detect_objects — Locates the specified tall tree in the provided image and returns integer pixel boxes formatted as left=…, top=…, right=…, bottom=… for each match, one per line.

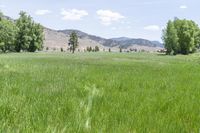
left=68, top=32, right=78, bottom=53
left=162, top=18, right=200, bottom=55
left=162, top=20, right=179, bottom=55
left=28, top=23, right=44, bottom=52
left=119, top=47, right=122, bottom=53
left=174, top=19, right=200, bottom=54
left=0, top=13, right=17, bottom=52
left=16, top=11, right=43, bottom=52
left=15, top=11, right=32, bottom=52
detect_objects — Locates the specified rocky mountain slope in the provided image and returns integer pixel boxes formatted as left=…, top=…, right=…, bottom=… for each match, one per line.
left=45, top=29, right=163, bottom=52
left=44, top=28, right=107, bottom=51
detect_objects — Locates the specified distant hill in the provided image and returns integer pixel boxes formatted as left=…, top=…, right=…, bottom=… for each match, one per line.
left=151, top=41, right=164, bottom=48
left=2, top=14, right=163, bottom=52
left=111, top=37, right=132, bottom=41
left=44, top=28, right=106, bottom=51
left=109, top=38, right=163, bottom=48
left=58, top=29, right=164, bottom=50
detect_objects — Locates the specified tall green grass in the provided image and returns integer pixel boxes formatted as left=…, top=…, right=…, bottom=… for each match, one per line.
left=0, top=52, right=200, bottom=132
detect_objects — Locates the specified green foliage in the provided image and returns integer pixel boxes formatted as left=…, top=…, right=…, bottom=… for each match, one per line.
left=68, top=32, right=78, bottom=53
left=89, top=47, right=92, bottom=52
left=16, top=11, right=44, bottom=52
left=0, top=14, right=17, bottom=52
left=120, top=47, right=122, bottom=53
left=162, top=18, right=200, bottom=55
left=86, top=46, right=92, bottom=52
left=86, top=46, right=99, bottom=52
left=28, top=23, right=44, bottom=52
left=94, top=46, right=99, bottom=52
left=0, top=12, right=3, bottom=21
left=61, top=47, right=64, bottom=52
left=86, top=47, right=90, bottom=52
left=0, top=52, right=200, bottom=132
left=0, top=11, right=43, bottom=53
left=162, top=20, right=178, bottom=55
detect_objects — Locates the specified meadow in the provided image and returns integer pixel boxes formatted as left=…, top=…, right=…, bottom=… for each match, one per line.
left=0, top=52, right=200, bottom=132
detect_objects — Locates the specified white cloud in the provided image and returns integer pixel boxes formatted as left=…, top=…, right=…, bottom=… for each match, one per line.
left=97, top=10, right=125, bottom=26
left=180, top=5, right=188, bottom=9
left=35, top=10, right=51, bottom=15
left=61, top=9, right=88, bottom=21
left=144, top=25, right=160, bottom=31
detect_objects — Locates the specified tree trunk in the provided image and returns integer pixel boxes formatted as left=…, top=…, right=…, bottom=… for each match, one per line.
left=72, top=46, right=75, bottom=53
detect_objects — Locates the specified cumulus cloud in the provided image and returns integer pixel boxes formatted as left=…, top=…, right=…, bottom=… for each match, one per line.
left=144, top=25, right=160, bottom=31
left=97, top=10, right=125, bottom=26
left=35, top=10, right=51, bottom=15
left=61, top=9, right=88, bottom=21
left=180, top=5, right=188, bottom=9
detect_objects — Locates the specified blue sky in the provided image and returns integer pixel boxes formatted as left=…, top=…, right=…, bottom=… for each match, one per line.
left=0, top=0, right=200, bottom=41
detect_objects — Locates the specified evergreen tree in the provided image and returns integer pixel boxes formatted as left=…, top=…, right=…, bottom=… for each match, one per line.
left=119, top=47, right=122, bottom=53
left=94, top=46, right=99, bottom=52
left=68, top=32, right=78, bottom=53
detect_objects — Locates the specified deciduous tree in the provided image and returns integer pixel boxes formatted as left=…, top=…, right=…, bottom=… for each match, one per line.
left=162, top=18, right=200, bottom=55
left=0, top=13, right=17, bottom=52
left=16, top=11, right=43, bottom=52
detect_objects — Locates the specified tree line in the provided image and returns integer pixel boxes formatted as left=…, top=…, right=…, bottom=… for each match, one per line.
left=0, top=11, right=44, bottom=53
left=162, top=18, right=200, bottom=55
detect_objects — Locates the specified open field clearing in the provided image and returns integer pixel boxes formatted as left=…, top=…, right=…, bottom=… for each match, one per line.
left=0, top=52, right=200, bottom=132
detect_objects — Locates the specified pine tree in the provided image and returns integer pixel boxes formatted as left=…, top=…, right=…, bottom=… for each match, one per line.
left=68, top=32, right=78, bottom=53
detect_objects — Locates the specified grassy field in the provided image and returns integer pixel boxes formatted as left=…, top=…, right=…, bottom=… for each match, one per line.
left=0, top=52, right=200, bottom=132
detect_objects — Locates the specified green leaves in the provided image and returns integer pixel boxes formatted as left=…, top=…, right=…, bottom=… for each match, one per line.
left=162, top=20, right=178, bottom=55
left=69, top=32, right=78, bottom=53
left=16, top=11, right=44, bottom=52
left=162, top=18, right=200, bottom=55
left=0, top=11, right=43, bottom=53
left=0, top=17, right=17, bottom=52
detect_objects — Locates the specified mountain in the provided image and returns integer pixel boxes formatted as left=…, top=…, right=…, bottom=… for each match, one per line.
left=151, top=41, right=164, bottom=48
left=44, top=28, right=107, bottom=51
left=111, top=37, right=132, bottom=41
left=58, top=29, right=107, bottom=44
left=2, top=14, right=163, bottom=52
left=56, top=29, right=163, bottom=51
left=109, top=38, right=163, bottom=48
left=110, top=37, right=163, bottom=48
